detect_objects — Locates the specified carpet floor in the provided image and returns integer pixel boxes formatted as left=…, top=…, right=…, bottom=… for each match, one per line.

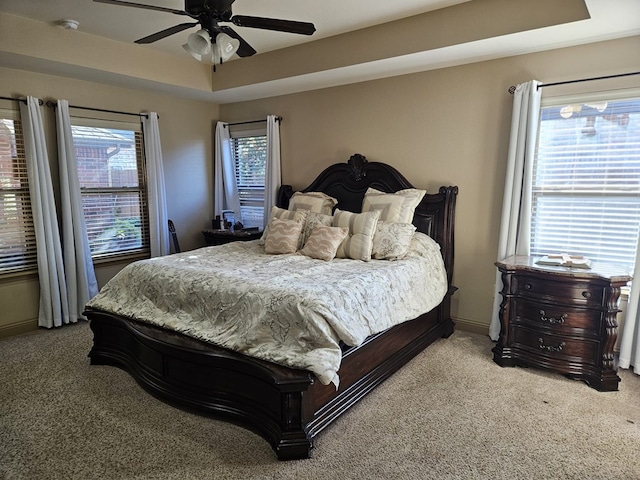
left=1, top=322, right=639, bottom=480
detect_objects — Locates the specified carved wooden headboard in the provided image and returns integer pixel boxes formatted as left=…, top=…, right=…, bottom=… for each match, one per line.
left=276, top=153, right=457, bottom=287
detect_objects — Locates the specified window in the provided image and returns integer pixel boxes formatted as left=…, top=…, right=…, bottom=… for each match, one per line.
left=230, top=130, right=267, bottom=228
left=531, top=95, right=640, bottom=271
left=0, top=110, right=36, bottom=274
left=71, top=119, right=149, bottom=259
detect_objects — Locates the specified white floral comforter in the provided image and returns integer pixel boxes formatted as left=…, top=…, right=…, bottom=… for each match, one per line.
left=86, top=232, right=448, bottom=386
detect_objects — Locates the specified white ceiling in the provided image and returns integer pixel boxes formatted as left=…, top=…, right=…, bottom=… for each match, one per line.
left=1, top=0, right=639, bottom=103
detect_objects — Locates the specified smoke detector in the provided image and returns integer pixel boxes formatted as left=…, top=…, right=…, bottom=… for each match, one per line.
left=59, top=19, right=79, bottom=30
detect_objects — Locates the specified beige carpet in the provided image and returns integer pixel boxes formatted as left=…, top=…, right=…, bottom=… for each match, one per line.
left=1, top=322, right=639, bottom=480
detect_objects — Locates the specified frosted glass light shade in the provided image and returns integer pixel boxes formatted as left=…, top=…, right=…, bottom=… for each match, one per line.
left=214, top=32, right=240, bottom=62
left=183, top=29, right=211, bottom=60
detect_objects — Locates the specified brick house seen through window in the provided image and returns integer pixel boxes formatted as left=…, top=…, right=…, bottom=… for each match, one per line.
left=71, top=125, right=149, bottom=258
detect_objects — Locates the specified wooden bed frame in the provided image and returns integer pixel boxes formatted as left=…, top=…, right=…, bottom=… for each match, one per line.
left=85, top=153, right=458, bottom=460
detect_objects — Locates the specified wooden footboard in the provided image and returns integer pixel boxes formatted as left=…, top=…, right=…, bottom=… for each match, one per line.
left=87, top=291, right=454, bottom=460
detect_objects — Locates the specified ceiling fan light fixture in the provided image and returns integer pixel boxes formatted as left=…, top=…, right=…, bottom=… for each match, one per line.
left=182, top=42, right=203, bottom=61
left=214, top=32, right=240, bottom=62
left=185, top=29, right=212, bottom=58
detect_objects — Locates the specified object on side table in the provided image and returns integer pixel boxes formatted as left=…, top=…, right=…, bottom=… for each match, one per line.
left=536, top=253, right=592, bottom=269
left=222, top=210, right=235, bottom=229
left=492, top=255, right=631, bottom=391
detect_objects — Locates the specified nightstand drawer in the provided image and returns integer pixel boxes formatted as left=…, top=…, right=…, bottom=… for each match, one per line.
left=510, top=327, right=600, bottom=365
left=513, top=275, right=604, bottom=307
left=514, top=299, right=603, bottom=334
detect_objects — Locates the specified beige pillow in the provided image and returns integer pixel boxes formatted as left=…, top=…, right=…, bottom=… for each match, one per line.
left=372, top=221, right=417, bottom=260
left=259, top=206, right=308, bottom=249
left=362, top=187, right=426, bottom=223
left=264, top=217, right=304, bottom=254
left=301, top=212, right=333, bottom=247
left=332, top=209, right=380, bottom=261
left=300, top=225, right=349, bottom=261
left=288, top=191, right=338, bottom=215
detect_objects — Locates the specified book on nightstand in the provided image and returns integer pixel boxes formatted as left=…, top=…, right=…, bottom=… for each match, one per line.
left=536, top=253, right=592, bottom=269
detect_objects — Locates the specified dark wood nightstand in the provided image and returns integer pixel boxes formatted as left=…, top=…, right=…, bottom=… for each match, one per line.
left=202, top=229, right=263, bottom=246
left=492, top=255, right=631, bottom=391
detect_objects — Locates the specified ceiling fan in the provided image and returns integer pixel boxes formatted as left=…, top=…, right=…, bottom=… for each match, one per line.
left=93, top=0, right=316, bottom=65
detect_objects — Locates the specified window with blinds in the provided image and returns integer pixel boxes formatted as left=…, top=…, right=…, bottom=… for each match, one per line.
left=531, top=96, right=640, bottom=270
left=71, top=119, right=149, bottom=259
left=231, top=134, right=267, bottom=228
left=0, top=112, right=36, bottom=274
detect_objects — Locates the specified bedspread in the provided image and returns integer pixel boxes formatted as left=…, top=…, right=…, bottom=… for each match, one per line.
left=86, top=232, right=448, bottom=386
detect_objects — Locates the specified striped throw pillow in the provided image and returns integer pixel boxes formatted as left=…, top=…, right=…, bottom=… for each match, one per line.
left=332, top=209, right=380, bottom=261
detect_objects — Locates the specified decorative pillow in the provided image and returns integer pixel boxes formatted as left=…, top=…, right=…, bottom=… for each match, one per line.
left=332, top=209, right=380, bottom=261
left=259, top=207, right=308, bottom=248
left=299, top=225, right=349, bottom=261
left=372, top=221, right=417, bottom=260
left=264, top=218, right=304, bottom=254
left=288, top=191, right=338, bottom=215
left=301, top=212, right=333, bottom=247
left=362, top=187, right=426, bottom=223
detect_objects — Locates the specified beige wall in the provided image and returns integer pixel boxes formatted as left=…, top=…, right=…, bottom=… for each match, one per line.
left=2, top=35, right=638, bottom=338
left=0, top=68, right=219, bottom=337
left=220, top=35, right=640, bottom=334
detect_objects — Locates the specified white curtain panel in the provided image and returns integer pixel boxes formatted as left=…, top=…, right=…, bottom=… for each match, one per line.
left=489, top=80, right=542, bottom=341
left=19, top=96, right=70, bottom=328
left=142, top=112, right=170, bottom=257
left=55, top=100, right=99, bottom=321
left=213, top=121, right=241, bottom=219
left=264, top=115, right=282, bottom=227
left=619, top=250, right=640, bottom=375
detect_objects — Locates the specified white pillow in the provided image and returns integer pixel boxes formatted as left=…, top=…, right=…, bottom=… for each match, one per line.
left=332, top=209, right=380, bottom=261
left=362, top=187, right=426, bottom=223
left=288, top=191, right=338, bottom=215
left=372, top=221, right=417, bottom=260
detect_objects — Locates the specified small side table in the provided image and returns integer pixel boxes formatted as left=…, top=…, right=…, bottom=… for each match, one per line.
left=202, top=229, right=263, bottom=246
left=492, top=255, right=631, bottom=391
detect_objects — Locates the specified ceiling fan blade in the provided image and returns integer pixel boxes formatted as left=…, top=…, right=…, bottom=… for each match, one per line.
left=231, top=15, right=316, bottom=36
left=220, top=26, right=257, bottom=57
left=93, top=0, right=188, bottom=16
left=135, top=22, right=199, bottom=44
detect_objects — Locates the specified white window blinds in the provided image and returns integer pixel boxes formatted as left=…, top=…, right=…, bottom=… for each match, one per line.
left=231, top=134, right=267, bottom=228
left=71, top=119, right=149, bottom=259
left=0, top=111, right=36, bottom=274
left=531, top=96, right=640, bottom=270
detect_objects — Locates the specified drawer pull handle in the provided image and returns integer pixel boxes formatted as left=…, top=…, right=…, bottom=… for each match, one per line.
left=582, top=291, right=591, bottom=299
left=538, top=338, right=565, bottom=352
left=523, top=283, right=532, bottom=290
left=539, top=310, right=567, bottom=324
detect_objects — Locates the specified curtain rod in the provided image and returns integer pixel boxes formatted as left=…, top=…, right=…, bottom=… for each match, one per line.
left=225, top=116, right=282, bottom=127
left=508, top=71, right=640, bottom=94
left=0, top=96, right=44, bottom=105
left=45, top=100, right=150, bottom=118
